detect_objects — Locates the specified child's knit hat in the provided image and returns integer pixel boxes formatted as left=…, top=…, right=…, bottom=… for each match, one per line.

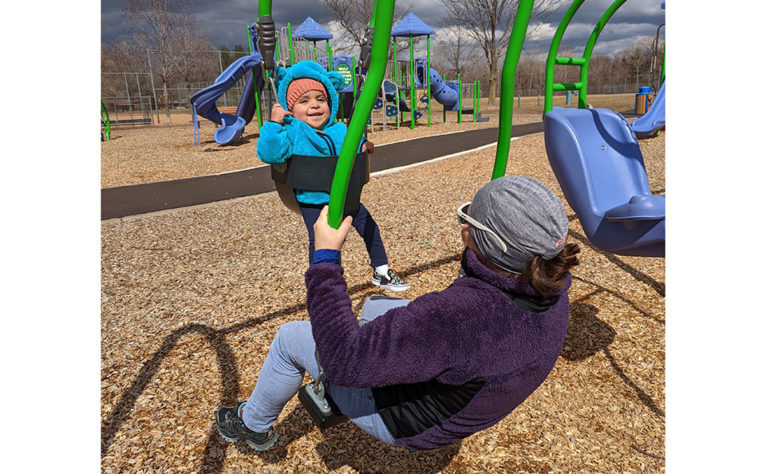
left=286, top=78, right=327, bottom=111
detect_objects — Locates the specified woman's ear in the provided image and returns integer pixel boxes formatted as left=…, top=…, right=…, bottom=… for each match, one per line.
left=460, top=224, right=472, bottom=248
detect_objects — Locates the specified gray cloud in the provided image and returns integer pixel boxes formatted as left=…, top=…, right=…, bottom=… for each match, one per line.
left=102, top=0, right=664, bottom=58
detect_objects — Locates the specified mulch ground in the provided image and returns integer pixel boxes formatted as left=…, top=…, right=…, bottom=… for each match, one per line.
left=101, top=93, right=665, bottom=472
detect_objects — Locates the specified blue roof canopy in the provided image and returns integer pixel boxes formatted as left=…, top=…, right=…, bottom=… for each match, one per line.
left=391, top=12, right=435, bottom=37
left=293, top=16, right=333, bottom=41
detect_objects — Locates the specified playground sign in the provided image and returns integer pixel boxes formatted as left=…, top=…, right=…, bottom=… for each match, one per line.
left=336, top=63, right=353, bottom=88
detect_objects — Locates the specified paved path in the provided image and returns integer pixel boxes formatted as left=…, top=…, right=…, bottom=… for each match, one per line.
left=101, top=122, right=544, bottom=220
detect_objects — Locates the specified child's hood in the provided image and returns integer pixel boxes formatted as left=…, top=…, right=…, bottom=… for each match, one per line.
left=275, top=61, right=345, bottom=130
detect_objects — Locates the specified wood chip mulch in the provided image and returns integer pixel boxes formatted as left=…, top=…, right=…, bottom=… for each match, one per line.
left=102, top=94, right=665, bottom=472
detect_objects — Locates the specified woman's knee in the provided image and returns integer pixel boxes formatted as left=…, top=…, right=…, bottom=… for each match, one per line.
left=270, top=321, right=316, bottom=371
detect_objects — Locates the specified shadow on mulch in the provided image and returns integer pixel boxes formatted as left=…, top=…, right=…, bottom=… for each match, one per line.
left=103, top=245, right=664, bottom=469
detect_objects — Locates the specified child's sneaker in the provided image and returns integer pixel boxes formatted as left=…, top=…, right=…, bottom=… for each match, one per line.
left=216, top=402, right=278, bottom=451
left=372, top=269, right=410, bottom=292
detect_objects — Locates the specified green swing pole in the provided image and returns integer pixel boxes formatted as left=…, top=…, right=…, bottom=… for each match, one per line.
left=544, top=0, right=585, bottom=113
left=426, top=35, right=431, bottom=127
left=491, top=0, right=533, bottom=180
left=579, top=0, right=627, bottom=108
left=328, top=0, right=394, bottom=229
left=409, top=35, right=415, bottom=129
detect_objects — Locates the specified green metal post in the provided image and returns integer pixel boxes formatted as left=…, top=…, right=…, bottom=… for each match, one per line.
left=477, top=80, right=481, bottom=117
left=427, top=35, right=431, bottom=127
left=473, top=81, right=478, bottom=121
left=579, top=0, right=628, bottom=108
left=409, top=35, right=415, bottom=129
left=393, top=38, right=401, bottom=128
left=457, top=74, right=461, bottom=124
left=544, top=0, right=585, bottom=113
left=287, top=23, right=295, bottom=64
left=328, top=0, right=394, bottom=228
left=352, top=56, right=357, bottom=96
left=492, top=0, right=533, bottom=180
left=101, top=99, right=111, bottom=140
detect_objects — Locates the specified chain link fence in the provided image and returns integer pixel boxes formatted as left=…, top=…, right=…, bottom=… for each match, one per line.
left=102, top=45, right=657, bottom=127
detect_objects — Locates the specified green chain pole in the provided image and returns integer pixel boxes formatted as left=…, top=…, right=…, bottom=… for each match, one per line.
left=247, top=24, right=264, bottom=128
left=327, top=0, right=394, bottom=229
left=491, top=0, right=533, bottom=180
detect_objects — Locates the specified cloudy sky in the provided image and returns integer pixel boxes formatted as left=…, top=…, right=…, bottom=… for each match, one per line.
left=101, top=0, right=665, bottom=60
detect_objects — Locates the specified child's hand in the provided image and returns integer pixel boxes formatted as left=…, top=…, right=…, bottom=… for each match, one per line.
left=314, top=206, right=353, bottom=251
left=362, top=141, right=374, bottom=154
left=271, top=103, right=292, bottom=124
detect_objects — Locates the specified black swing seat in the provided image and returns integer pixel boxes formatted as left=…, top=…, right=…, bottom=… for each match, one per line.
left=297, top=353, right=349, bottom=431
left=271, top=152, right=370, bottom=216
left=297, top=381, right=349, bottom=431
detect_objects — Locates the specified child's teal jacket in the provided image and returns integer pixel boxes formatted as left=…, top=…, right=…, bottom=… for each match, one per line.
left=256, top=61, right=366, bottom=205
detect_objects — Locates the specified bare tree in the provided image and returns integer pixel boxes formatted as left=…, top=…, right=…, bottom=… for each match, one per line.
left=122, top=0, right=205, bottom=123
left=439, top=0, right=563, bottom=106
left=435, top=26, right=478, bottom=77
left=320, top=0, right=411, bottom=54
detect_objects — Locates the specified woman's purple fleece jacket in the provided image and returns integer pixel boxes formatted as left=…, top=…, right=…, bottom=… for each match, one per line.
left=305, top=248, right=571, bottom=450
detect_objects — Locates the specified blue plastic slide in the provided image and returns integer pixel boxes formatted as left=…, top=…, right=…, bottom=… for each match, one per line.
left=414, top=59, right=463, bottom=111
left=632, top=81, right=665, bottom=138
left=427, top=69, right=460, bottom=110
left=190, top=52, right=263, bottom=145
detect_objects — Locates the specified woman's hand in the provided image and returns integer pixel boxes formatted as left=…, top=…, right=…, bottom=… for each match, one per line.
left=314, top=206, right=353, bottom=251
left=362, top=140, right=374, bottom=154
left=270, top=103, right=292, bottom=124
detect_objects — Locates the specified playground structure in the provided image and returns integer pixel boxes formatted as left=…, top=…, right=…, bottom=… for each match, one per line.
left=189, top=10, right=487, bottom=145
left=368, top=12, right=486, bottom=132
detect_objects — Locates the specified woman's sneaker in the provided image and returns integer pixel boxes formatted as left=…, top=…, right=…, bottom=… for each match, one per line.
left=216, top=402, right=278, bottom=451
left=372, top=269, right=410, bottom=292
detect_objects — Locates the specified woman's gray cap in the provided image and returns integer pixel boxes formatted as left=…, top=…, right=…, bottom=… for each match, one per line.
left=469, top=176, right=568, bottom=274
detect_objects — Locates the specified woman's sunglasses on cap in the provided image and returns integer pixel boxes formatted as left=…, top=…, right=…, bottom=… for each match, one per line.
left=456, top=202, right=507, bottom=253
